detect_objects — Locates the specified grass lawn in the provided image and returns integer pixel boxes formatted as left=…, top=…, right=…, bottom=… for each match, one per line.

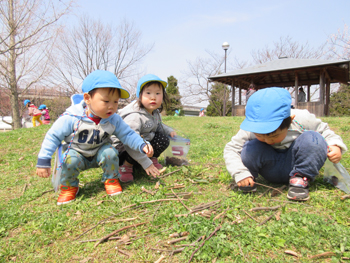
left=1, top=116, right=350, bottom=262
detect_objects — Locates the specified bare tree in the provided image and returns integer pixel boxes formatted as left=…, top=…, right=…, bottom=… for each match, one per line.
left=328, top=23, right=350, bottom=60
left=51, top=16, right=153, bottom=94
left=0, top=0, right=74, bottom=129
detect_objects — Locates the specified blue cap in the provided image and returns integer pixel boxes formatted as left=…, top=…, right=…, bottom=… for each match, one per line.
left=38, top=104, right=46, bottom=110
left=82, top=70, right=130, bottom=99
left=240, top=88, right=292, bottom=134
left=24, top=99, right=31, bottom=106
left=200, top=108, right=204, bottom=111
left=137, top=74, right=167, bottom=98
left=175, top=110, right=179, bottom=114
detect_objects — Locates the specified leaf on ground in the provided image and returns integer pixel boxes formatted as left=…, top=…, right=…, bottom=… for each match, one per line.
left=18, top=157, right=24, bottom=161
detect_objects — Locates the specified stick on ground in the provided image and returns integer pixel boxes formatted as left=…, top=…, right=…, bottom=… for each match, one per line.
left=187, top=226, right=221, bottom=263
left=94, top=222, right=147, bottom=248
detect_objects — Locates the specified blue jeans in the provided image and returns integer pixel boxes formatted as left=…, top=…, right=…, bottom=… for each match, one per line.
left=241, top=131, right=328, bottom=183
left=60, top=143, right=120, bottom=187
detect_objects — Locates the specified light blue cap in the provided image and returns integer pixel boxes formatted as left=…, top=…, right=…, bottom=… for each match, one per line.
left=24, top=100, right=30, bottom=106
left=38, top=104, right=46, bottom=110
left=136, top=74, right=167, bottom=98
left=240, top=88, right=292, bottom=134
left=82, top=70, right=130, bottom=99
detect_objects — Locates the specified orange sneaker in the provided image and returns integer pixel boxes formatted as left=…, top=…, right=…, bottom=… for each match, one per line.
left=105, top=178, right=122, bottom=196
left=57, top=186, right=79, bottom=205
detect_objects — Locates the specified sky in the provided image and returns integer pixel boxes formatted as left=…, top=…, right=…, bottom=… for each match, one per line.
left=69, top=0, right=350, bottom=104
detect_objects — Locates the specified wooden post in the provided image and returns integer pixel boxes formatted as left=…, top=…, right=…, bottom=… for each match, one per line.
left=319, top=70, right=325, bottom=104
left=239, top=87, right=242, bottom=105
left=325, top=78, right=330, bottom=116
left=294, top=73, right=299, bottom=108
left=307, top=85, right=311, bottom=102
left=231, top=82, right=235, bottom=116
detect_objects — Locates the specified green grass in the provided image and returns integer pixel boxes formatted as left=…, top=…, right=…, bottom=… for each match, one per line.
left=1, top=116, right=350, bottom=262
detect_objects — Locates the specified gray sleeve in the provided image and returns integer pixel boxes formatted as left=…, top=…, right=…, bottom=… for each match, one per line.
left=298, top=110, right=347, bottom=153
left=224, top=129, right=255, bottom=183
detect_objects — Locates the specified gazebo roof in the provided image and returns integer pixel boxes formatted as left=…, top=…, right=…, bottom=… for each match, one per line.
left=209, top=58, right=350, bottom=89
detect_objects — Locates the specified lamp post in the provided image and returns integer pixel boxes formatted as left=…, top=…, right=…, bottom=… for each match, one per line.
left=222, top=42, right=229, bottom=116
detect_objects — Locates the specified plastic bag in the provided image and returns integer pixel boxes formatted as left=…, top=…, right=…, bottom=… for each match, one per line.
left=323, top=158, right=350, bottom=194
left=164, top=135, right=190, bottom=166
left=51, top=143, right=67, bottom=192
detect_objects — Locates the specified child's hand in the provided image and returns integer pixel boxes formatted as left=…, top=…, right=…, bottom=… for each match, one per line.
left=145, top=164, right=160, bottom=178
left=237, top=177, right=255, bottom=187
left=170, top=131, right=177, bottom=138
left=36, top=168, right=51, bottom=178
left=143, top=144, right=154, bottom=158
left=327, top=145, right=342, bottom=163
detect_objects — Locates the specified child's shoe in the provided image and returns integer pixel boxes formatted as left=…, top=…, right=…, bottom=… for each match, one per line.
left=287, top=173, right=310, bottom=201
left=105, top=178, right=122, bottom=196
left=238, top=184, right=257, bottom=193
left=57, top=185, right=79, bottom=205
left=119, top=164, right=134, bottom=182
left=151, top=157, right=163, bottom=169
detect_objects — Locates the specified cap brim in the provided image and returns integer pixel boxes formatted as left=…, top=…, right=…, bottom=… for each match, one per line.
left=240, top=118, right=282, bottom=134
left=119, top=89, right=130, bottom=99
left=140, top=80, right=167, bottom=91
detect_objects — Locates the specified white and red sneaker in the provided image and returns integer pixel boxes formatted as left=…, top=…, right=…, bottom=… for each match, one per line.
left=119, top=164, right=134, bottom=183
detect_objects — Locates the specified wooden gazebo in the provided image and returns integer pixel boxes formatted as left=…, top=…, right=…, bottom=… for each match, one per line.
left=209, top=58, right=350, bottom=116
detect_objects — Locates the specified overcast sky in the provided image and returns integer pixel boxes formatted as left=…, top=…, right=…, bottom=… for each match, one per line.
left=74, top=0, right=350, bottom=83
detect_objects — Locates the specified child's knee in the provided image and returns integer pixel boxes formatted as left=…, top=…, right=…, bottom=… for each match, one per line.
left=297, top=131, right=328, bottom=152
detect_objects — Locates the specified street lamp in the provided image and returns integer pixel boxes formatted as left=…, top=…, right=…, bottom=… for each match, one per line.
left=222, top=42, right=229, bottom=73
left=222, top=42, right=229, bottom=116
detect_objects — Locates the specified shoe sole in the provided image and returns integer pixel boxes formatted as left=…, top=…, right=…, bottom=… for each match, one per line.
left=108, top=191, right=123, bottom=196
left=119, top=179, right=133, bottom=183
left=57, top=188, right=79, bottom=205
left=286, top=193, right=310, bottom=201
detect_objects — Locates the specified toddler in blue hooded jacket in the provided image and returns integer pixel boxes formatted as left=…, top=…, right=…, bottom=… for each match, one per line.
left=36, top=70, right=153, bottom=205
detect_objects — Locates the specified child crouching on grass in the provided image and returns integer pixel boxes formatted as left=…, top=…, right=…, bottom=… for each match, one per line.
left=113, top=74, right=176, bottom=183
left=36, top=70, right=153, bottom=205
left=224, top=87, right=347, bottom=201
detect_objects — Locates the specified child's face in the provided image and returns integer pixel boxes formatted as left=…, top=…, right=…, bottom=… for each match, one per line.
left=254, top=128, right=289, bottom=145
left=84, top=88, right=120, bottom=119
left=140, top=83, right=163, bottom=114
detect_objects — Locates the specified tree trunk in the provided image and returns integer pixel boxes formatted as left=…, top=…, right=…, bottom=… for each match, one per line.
left=9, top=0, right=21, bottom=129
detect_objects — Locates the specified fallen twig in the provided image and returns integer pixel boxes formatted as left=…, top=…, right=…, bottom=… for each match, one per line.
left=94, top=222, right=147, bottom=248
left=103, top=218, right=138, bottom=224
left=149, top=247, right=185, bottom=254
left=285, top=250, right=299, bottom=257
left=141, top=186, right=155, bottom=196
left=169, top=231, right=189, bottom=238
left=254, top=182, right=284, bottom=194
left=309, top=251, right=336, bottom=259
left=187, top=226, right=221, bottom=263
left=258, top=211, right=279, bottom=226
left=251, top=205, right=281, bottom=212
left=190, top=200, right=221, bottom=213
left=238, top=241, right=247, bottom=261
left=243, top=210, right=258, bottom=222
left=74, top=206, right=143, bottom=240
left=116, top=247, right=132, bottom=257
left=158, top=169, right=181, bottom=179
left=41, top=189, right=54, bottom=196
left=122, top=199, right=183, bottom=209
left=152, top=204, right=162, bottom=223
left=167, top=236, right=188, bottom=244
left=79, top=236, right=121, bottom=243
left=171, top=189, right=191, bottom=211
left=258, top=188, right=271, bottom=198
left=271, top=185, right=286, bottom=197
left=154, top=254, right=166, bottom=263
left=341, top=194, right=350, bottom=200
left=22, top=183, right=27, bottom=195
left=267, top=199, right=312, bottom=206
